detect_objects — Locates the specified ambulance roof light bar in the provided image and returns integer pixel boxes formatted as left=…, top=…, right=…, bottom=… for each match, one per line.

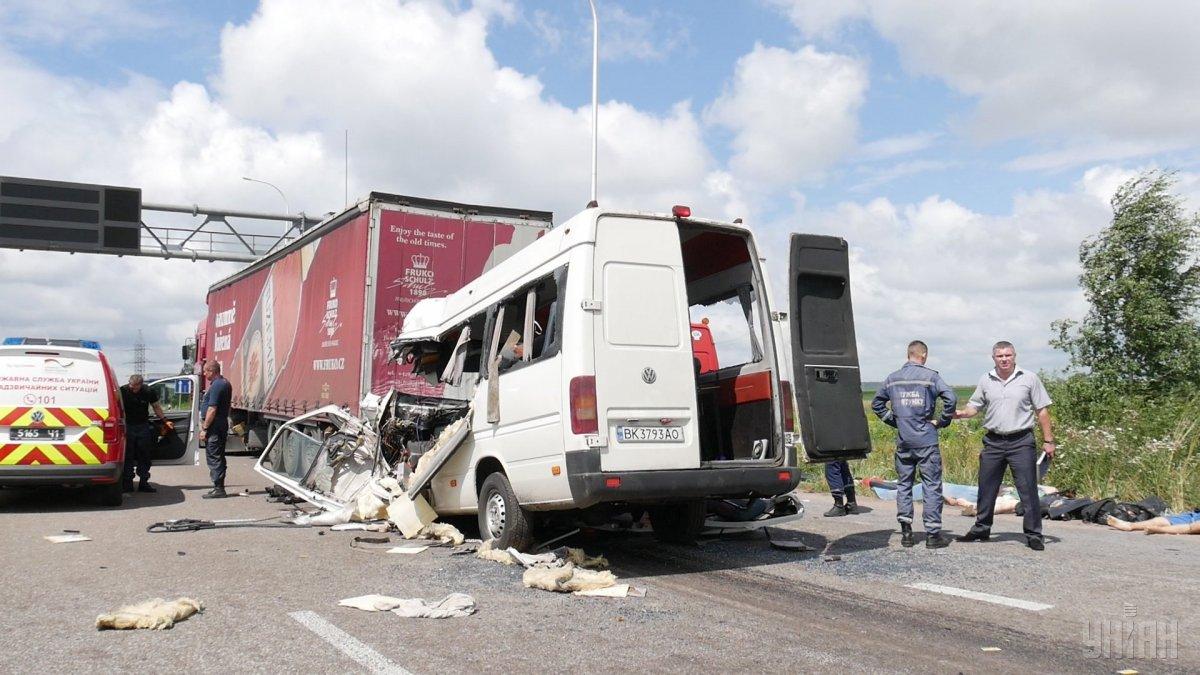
left=3, top=337, right=102, bottom=349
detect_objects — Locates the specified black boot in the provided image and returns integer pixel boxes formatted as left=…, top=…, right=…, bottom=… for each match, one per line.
left=823, top=497, right=848, bottom=517
left=121, top=482, right=135, bottom=493
left=900, top=522, right=915, bottom=547
left=202, top=486, right=227, bottom=499
left=926, top=533, right=949, bottom=549
left=843, top=487, right=859, bottom=514
left=137, top=480, right=157, bottom=493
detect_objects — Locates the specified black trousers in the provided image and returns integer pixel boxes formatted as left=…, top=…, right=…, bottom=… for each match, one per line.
left=122, top=424, right=154, bottom=485
left=205, top=429, right=228, bottom=488
left=973, top=430, right=1042, bottom=538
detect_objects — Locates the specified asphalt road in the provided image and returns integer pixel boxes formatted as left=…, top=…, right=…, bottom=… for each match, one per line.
left=0, top=448, right=1195, bottom=673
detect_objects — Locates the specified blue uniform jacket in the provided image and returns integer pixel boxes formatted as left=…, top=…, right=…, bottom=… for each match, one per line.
left=871, top=362, right=957, bottom=449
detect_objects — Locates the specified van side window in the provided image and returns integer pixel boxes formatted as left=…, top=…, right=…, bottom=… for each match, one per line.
left=493, top=266, right=564, bottom=373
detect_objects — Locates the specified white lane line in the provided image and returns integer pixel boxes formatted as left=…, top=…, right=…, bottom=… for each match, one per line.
left=289, top=610, right=412, bottom=674
left=906, top=582, right=1054, bottom=612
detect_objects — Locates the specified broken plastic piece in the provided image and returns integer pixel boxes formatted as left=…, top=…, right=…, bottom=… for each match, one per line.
left=44, top=534, right=90, bottom=544
left=387, top=493, right=438, bottom=538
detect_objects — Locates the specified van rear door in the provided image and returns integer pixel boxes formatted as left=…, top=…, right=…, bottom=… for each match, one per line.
left=787, top=234, right=871, bottom=462
left=146, top=375, right=201, bottom=466
left=592, top=215, right=700, bottom=472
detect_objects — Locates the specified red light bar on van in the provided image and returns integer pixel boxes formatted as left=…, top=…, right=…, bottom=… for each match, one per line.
left=672, top=205, right=691, bottom=219
left=569, top=375, right=598, bottom=435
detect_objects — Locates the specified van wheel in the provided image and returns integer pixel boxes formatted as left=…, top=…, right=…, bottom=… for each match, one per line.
left=649, top=501, right=706, bottom=544
left=478, top=472, right=534, bottom=552
left=95, top=482, right=123, bottom=507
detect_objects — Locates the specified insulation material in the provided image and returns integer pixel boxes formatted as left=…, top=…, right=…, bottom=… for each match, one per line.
left=96, top=597, right=204, bottom=631
left=522, top=564, right=618, bottom=593
left=387, top=545, right=429, bottom=555
left=331, top=522, right=390, bottom=532
left=387, top=493, right=437, bottom=538
left=564, top=548, right=609, bottom=570
left=475, top=539, right=518, bottom=565
left=416, top=522, right=465, bottom=545
left=338, top=593, right=476, bottom=618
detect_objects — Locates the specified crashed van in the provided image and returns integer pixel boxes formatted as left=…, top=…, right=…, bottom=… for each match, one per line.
left=256, top=205, right=871, bottom=549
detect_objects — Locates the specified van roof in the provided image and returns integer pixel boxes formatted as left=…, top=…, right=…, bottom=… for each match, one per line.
left=397, top=207, right=753, bottom=341
left=0, top=345, right=102, bottom=359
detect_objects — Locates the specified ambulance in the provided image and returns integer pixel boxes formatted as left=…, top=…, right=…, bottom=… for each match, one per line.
left=0, top=338, right=200, bottom=506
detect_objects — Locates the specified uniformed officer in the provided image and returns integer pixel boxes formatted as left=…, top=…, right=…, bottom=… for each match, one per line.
left=871, top=341, right=956, bottom=548
left=119, top=375, right=168, bottom=493
left=954, top=341, right=1055, bottom=551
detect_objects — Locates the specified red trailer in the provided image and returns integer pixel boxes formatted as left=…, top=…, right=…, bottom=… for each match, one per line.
left=195, top=193, right=551, bottom=447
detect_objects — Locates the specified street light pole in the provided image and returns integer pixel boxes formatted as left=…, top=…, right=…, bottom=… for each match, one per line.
left=242, top=176, right=290, bottom=236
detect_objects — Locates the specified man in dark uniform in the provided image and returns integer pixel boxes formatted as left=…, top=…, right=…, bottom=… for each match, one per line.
left=872, top=340, right=956, bottom=548
left=954, top=341, right=1056, bottom=551
left=119, top=375, right=167, bottom=493
left=198, top=360, right=233, bottom=499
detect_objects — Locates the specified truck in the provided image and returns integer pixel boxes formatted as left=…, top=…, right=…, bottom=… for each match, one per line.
left=193, top=193, right=552, bottom=448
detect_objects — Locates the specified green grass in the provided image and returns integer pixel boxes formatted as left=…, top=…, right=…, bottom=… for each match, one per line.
left=806, top=392, right=1200, bottom=512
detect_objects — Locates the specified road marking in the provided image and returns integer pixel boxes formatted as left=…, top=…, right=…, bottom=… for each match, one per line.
left=905, top=582, right=1054, bottom=612
left=289, top=610, right=412, bottom=674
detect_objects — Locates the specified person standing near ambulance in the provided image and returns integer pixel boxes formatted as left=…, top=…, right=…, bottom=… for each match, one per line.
left=119, top=374, right=168, bottom=493
left=871, top=341, right=956, bottom=548
left=198, top=360, right=232, bottom=499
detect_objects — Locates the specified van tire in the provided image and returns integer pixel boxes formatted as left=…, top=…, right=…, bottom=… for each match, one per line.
left=96, top=482, right=123, bottom=507
left=478, top=472, right=534, bottom=552
left=649, top=500, right=706, bottom=544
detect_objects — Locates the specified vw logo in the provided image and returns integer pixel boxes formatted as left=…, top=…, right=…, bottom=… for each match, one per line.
left=641, top=367, right=657, bottom=384
left=31, top=411, right=45, bottom=423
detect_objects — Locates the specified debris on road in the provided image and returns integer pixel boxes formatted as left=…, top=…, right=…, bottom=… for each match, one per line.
left=523, top=564, right=617, bottom=593
left=476, top=539, right=519, bottom=565
left=575, top=584, right=647, bottom=598
left=330, top=522, right=390, bottom=532
left=44, top=534, right=90, bottom=544
left=387, top=545, right=429, bottom=555
left=96, top=597, right=203, bottom=630
left=338, top=593, right=476, bottom=618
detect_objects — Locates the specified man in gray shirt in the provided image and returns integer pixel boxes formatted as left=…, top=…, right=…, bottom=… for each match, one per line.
left=954, top=341, right=1056, bottom=550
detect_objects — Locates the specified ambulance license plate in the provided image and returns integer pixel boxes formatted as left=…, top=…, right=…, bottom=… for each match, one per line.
left=9, top=427, right=65, bottom=441
left=616, top=426, right=683, bottom=443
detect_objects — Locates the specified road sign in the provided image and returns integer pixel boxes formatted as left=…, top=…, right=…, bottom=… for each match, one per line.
left=0, top=176, right=141, bottom=254
left=175, top=379, right=193, bottom=395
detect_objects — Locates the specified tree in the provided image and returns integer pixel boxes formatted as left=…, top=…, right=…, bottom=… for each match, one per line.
left=1051, top=171, right=1200, bottom=394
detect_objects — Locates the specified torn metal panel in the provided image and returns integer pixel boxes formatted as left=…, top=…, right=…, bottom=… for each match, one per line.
left=254, top=405, right=385, bottom=512
left=405, top=414, right=471, bottom=498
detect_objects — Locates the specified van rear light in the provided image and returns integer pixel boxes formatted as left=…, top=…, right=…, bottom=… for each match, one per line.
left=672, top=205, right=691, bottom=218
left=605, top=476, right=621, bottom=489
left=569, top=376, right=598, bottom=435
left=781, top=380, right=795, bottom=432
left=101, top=419, right=119, bottom=443
left=778, top=471, right=791, bottom=482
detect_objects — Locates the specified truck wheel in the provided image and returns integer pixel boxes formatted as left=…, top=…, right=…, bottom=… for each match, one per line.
left=95, top=482, right=123, bottom=507
left=478, top=472, right=534, bottom=552
left=649, top=500, right=706, bottom=544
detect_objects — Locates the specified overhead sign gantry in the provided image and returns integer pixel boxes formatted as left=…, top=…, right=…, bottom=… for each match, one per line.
left=0, top=175, right=323, bottom=263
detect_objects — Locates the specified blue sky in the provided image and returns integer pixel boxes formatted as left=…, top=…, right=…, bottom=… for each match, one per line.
left=1, top=0, right=1198, bottom=382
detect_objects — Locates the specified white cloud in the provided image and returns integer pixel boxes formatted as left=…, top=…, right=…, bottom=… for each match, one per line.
left=776, top=1, right=1200, bottom=164
left=0, top=0, right=734, bottom=376
left=750, top=166, right=1178, bottom=383
left=0, top=0, right=165, bottom=48
left=705, top=44, right=867, bottom=188
left=855, top=131, right=941, bottom=162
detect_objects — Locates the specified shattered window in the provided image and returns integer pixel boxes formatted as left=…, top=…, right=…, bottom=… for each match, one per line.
left=494, top=267, right=562, bottom=373
left=260, top=425, right=324, bottom=483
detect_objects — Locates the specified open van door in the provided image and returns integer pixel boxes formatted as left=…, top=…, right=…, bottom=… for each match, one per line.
left=787, top=234, right=871, bottom=462
left=147, top=375, right=201, bottom=466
